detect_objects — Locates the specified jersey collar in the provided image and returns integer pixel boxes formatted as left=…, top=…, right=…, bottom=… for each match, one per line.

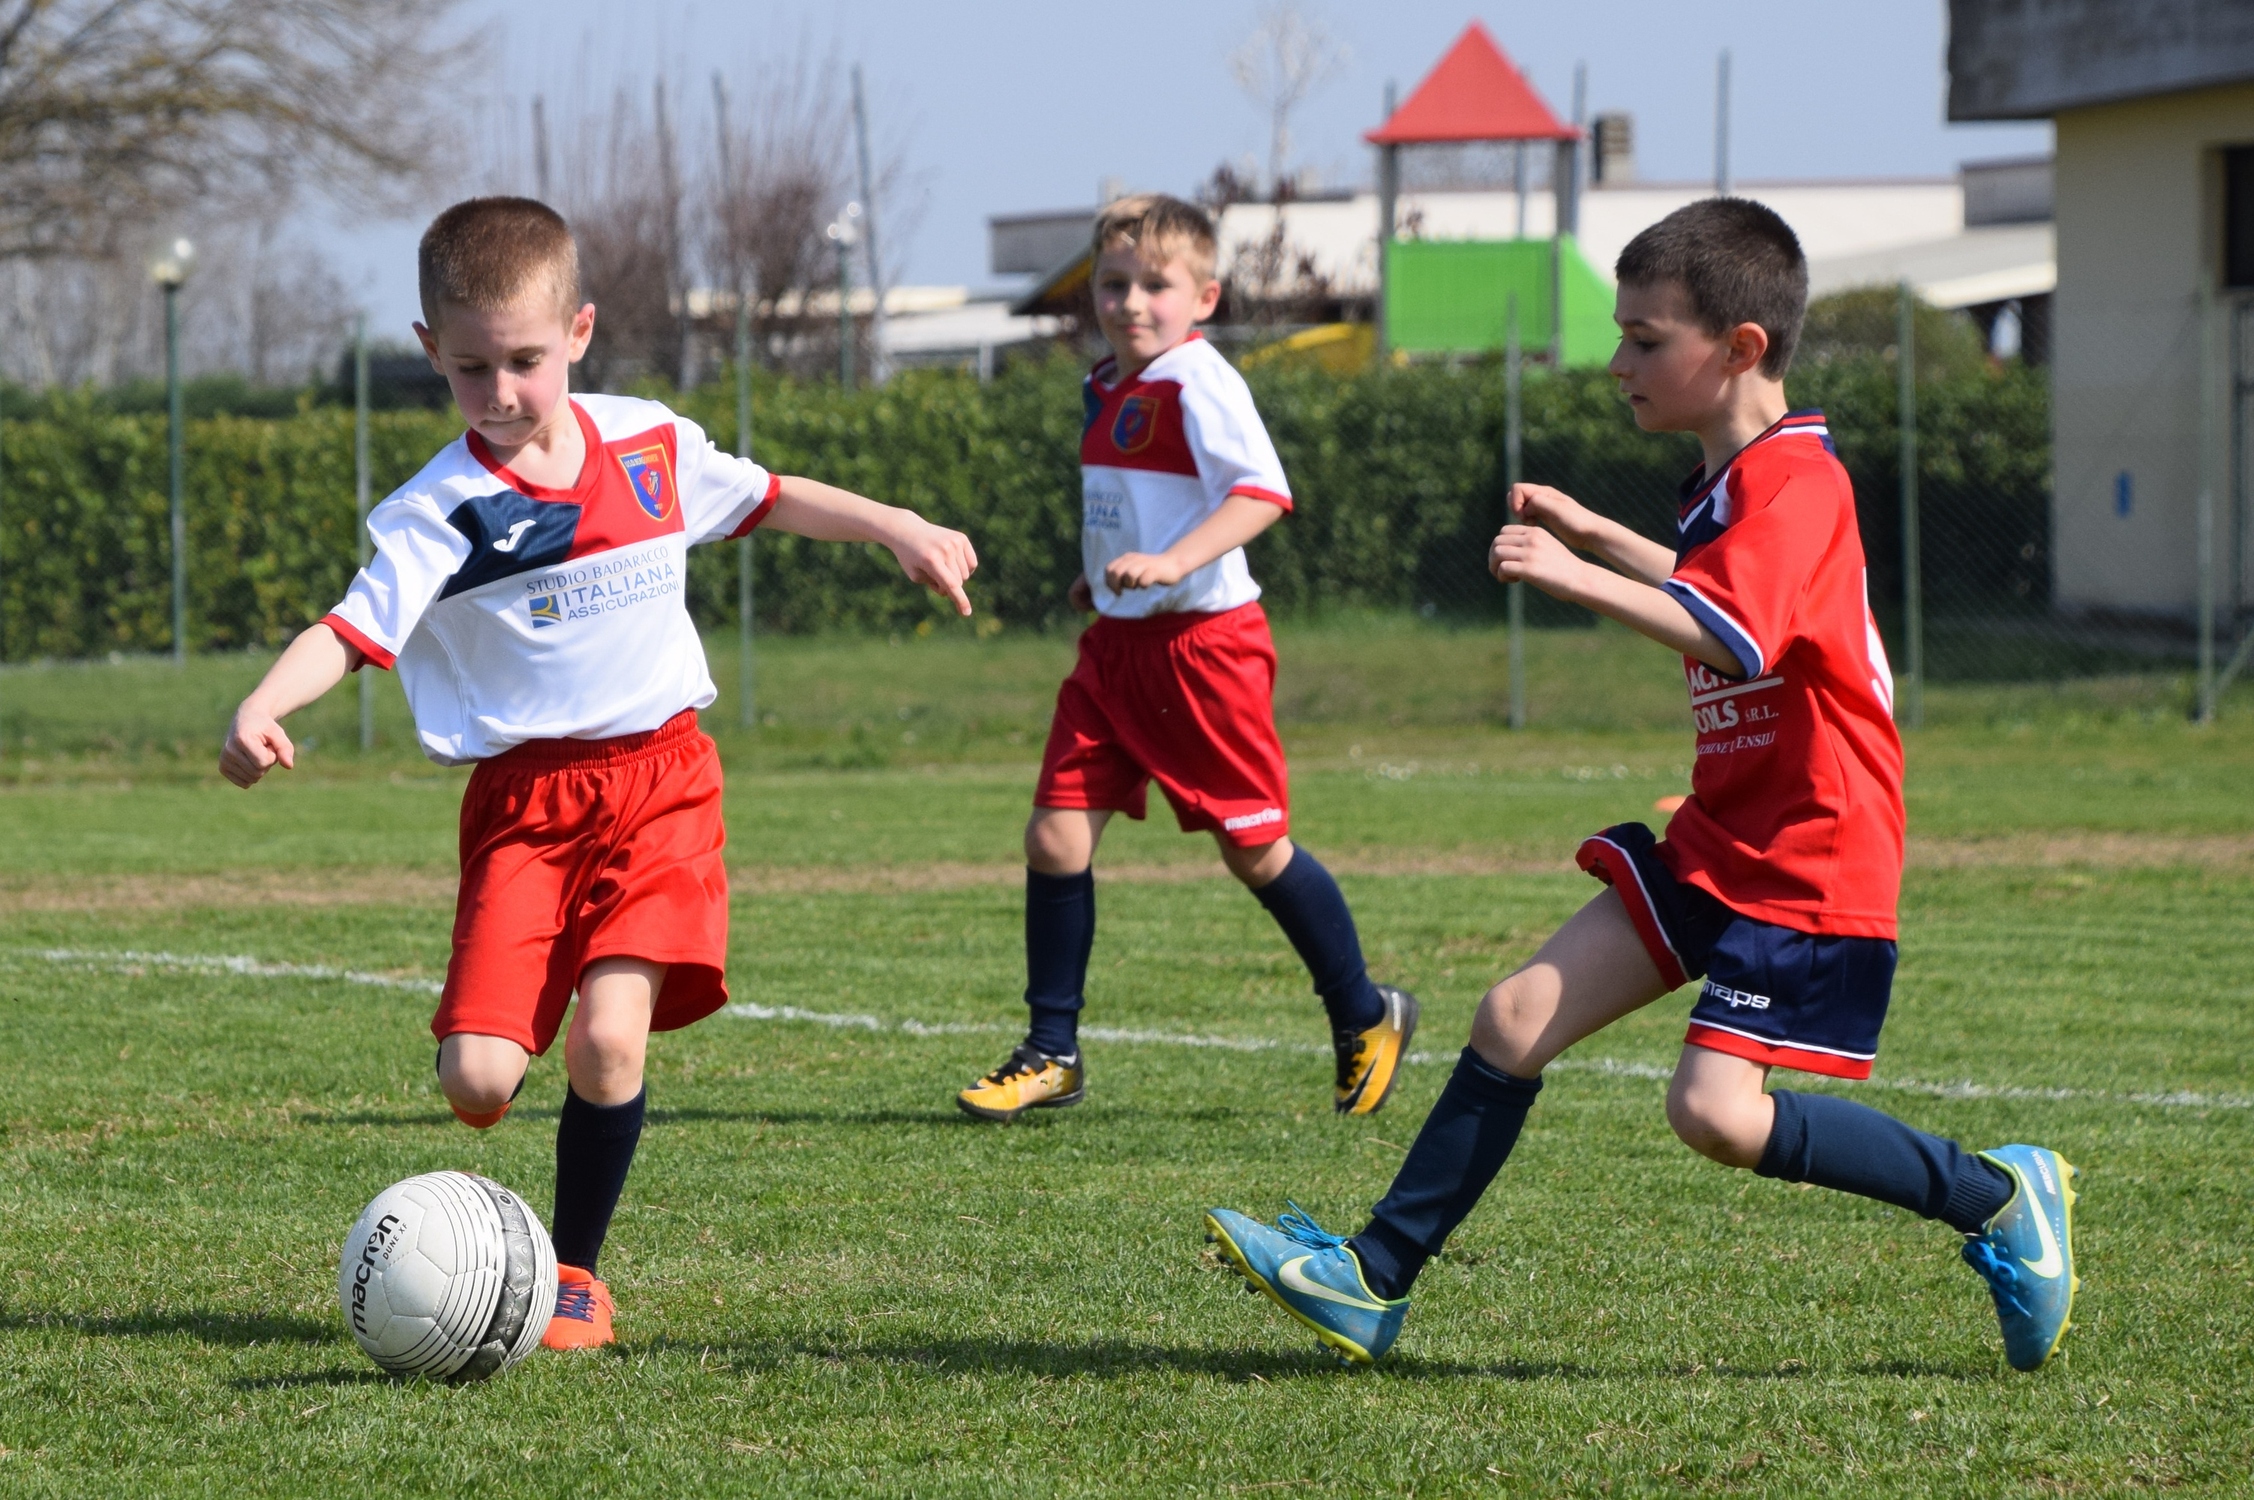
left=1677, top=407, right=1828, bottom=512
left=465, top=398, right=604, bottom=501
left=1089, top=330, right=1206, bottom=393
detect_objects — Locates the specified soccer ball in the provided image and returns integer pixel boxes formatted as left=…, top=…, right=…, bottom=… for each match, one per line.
left=337, top=1171, right=558, bottom=1382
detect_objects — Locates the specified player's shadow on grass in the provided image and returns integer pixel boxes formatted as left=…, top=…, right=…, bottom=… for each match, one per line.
left=228, top=1368, right=404, bottom=1391
left=639, top=1332, right=1574, bottom=1383
left=0, top=1307, right=336, bottom=1346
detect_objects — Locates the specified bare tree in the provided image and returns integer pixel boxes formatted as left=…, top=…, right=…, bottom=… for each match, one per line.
left=699, top=48, right=928, bottom=382
left=476, top=45, right=920, bottom=389
left=560, top=87, right=679, bottom=391
left=0, top=0, right=475, bottom=261
left=1229, top=5, right=1348, bottom=201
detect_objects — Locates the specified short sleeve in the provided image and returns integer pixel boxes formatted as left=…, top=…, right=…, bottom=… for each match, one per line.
left=321, top=495, right=472, bottom=670
left=1662, top=472, right=1837, bottom=680
left=1177, top=357, right=1291, bottom=512
left=673, top=413, right=779, bottom=544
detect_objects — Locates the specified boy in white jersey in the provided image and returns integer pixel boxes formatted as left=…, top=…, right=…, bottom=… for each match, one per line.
left=219, top=198, right=977, bottom=1350
left=956, top=195, right=1416, bottom=1122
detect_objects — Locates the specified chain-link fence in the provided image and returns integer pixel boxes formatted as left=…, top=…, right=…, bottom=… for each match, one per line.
left=0, top=299, right=2242, bottom=763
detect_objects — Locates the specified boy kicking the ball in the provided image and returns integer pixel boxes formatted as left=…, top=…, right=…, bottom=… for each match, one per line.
left=1202, top=199, right=2080, bottom=1372
left=221, top=197, right=977, bottom=1351
left=955, top=195, right=1416, bottom=1123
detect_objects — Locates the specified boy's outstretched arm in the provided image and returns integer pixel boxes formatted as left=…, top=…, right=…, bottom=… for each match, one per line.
left=1491, top=522, right=1743, bottom=676
left=221, top=624, right=356, bottom=787
left=767, top=476, right=980, bottom=616
left=1103, top=494, right=1281, bottom=592
left=1508, top=483, right=1676, bottom=587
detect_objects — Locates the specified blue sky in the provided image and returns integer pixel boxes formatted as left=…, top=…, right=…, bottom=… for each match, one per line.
left=322, top=0, right=2051, bottom=342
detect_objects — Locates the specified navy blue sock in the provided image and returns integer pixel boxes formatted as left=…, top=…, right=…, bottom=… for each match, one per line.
left=551, top=1086, right=646, bottom=1274
left=1348, top=1049, right=1543, bottom=1299
left=1251, top=846, right=1386, bottom=1033
left=1023, top=867, right=1095, bottom=1058
left=1757, top=1090, right=2014, bottom=1233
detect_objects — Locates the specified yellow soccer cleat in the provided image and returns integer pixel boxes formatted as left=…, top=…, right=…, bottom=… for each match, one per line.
left=1335, top=985, right=1418, bottom=1115
left=957, top=1043, right=1085, bottom=1122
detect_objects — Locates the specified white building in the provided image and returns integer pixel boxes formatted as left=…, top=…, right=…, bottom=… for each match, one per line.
left=1951, top=0, right=2254, bottom=629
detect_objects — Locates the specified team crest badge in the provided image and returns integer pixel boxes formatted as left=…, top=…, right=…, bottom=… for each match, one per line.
left=1111, top=394, right=1160, bottom=455
left=527, top=594, right=563, bottom=628
left=617, top=445, right=676, bottom=521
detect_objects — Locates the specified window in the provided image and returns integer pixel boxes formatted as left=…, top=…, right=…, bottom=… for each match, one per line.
left=2227, top=146, right=2254, bottom=289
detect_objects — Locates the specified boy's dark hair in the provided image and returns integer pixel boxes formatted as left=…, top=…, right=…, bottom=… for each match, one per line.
left=418, top=197, right=581, bottom=328
left=1615, top=198, right=1807, bottom=377
left=1092, top=193, right=1218, bottom=284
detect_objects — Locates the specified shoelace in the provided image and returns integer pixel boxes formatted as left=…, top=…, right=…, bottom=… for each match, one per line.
left=1276, top=1202, right=1351, bottom=1252
left=1962, top=1236, right=2031, bottom=1317
left=554, top=1282, right=597, bottom=1322
left=1331, top=1029, right=1371, bottom=1090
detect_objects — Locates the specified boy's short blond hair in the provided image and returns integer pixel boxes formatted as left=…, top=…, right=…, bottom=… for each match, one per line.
left=417, top=196, right=581, bottom=328
left=1091, top=194, right=1217, bottom=285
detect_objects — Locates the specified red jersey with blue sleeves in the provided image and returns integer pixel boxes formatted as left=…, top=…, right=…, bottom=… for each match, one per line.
left=1655, top=410, right=1905, bottom=938
left=1080, top=333, right=1291, bottom=617
left=321, top=394, right=777, bottom=765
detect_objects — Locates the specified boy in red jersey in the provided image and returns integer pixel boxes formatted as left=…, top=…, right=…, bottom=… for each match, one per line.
left=220, top=198, right=977, bottom=1351
left=956, top=195, right=1417, bottom=1123
left=1203, top=199, right=2081, bottom=1373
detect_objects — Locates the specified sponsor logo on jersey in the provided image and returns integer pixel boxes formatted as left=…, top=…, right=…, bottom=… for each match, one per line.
left=1111, top=394, right=1160, bottom=455
left=492, top=518, right=538, bottom=553
left=1083, top=480, right=1127, bottom=531
left=522, top=541, right=683, bottom=624
left=1702, top=980, right=1771, bottom=1011
left=618, top=445, right=676, bottom=521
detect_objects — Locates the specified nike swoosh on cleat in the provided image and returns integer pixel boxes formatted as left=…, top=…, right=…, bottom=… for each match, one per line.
left=1278, top=1256, right=1389, bottom=1312
left=2014, top=1162, right=2066, bottom=1279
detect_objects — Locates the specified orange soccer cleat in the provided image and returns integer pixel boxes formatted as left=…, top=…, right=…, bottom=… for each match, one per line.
left=542, top=1264, right=615, bottom=1350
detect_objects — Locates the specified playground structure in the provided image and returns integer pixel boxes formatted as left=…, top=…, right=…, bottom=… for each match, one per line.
left=1369, top=22, right=1613, bottom=366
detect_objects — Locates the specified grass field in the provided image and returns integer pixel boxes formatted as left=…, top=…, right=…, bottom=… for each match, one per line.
left=2, top=622, right=2251, bottom=1496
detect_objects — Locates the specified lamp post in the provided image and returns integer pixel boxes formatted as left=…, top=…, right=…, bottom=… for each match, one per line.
left=826, top=203, right=861, bottom=388
left=151, top=237, right=195, bottom=666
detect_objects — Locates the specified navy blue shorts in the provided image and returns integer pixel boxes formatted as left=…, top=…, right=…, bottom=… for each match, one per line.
left=1575, top=823, right=1896, bottom=1079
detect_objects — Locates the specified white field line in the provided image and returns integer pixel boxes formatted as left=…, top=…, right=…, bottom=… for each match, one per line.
left=15, top=948, right=2245, bottom=1112
left=20, top=947, right=443, bottom=994
left=727, top=1003, right=2254, bottom=1113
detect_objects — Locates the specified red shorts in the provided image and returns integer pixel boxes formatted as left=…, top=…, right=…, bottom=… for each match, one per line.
left=1034, top=601, right=1291, bottom=846
left=431, top=709, right=730, bottom=1054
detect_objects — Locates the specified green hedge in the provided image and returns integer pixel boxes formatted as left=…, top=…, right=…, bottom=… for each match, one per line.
left=0, top=355, right=2048, bottom=661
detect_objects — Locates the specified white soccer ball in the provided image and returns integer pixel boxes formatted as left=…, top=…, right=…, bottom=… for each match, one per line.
left=338, top=1170, right=558, bottom=1382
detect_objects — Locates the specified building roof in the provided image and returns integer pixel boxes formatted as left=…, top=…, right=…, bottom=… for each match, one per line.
left=1805, top=223, right=2055, bottom=309
left=1005, top=178, right=1972, bottom=317
left=1948, top=0, right=2254, bottom=120
left=1364, top=23, right=1576, bottom=145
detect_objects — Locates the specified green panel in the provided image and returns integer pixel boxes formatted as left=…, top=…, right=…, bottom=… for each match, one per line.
left=1384, top=236, right=1618, bottom=367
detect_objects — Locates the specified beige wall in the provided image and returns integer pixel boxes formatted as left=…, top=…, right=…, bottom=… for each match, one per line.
left=2052, top=83, right=2254, bottom=618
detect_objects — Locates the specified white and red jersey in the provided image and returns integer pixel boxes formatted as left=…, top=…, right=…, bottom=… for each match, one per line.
left=1656, top=410, right=1905, bottom=938
left=1080, top=333, right=1291, bottom=617
left=322, top=395, right=776, bottom=765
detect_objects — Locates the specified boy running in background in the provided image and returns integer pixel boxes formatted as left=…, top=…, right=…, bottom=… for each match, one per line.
left=221, top=197, right=978, bottom=1351
left=956, top=195, right=1417, bottom=1122
left=1202, top=199, right=2080, bottom=1372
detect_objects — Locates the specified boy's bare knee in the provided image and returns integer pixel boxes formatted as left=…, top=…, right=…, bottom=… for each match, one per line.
left=564, top=1021, right=645, bottom=1104
left=1665, top=1080, right=1769, bottom=1169
left=1024, top=811, right=1096, bottom=875
left=1468, top=978, right=1543, bottom=1077
left=438, top=1034, right=527, bottom=1117
left=1218, top=836, right=1292, bottom=888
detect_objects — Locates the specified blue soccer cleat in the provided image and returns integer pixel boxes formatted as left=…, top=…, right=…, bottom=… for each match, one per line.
left=1960, top=1144, right=2080, bottom=1371
left=1204, top=1204, right=1407, bottom=1364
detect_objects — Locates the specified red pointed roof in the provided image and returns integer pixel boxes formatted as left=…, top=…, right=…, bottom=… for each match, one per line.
left=1364, top=23, right=1576, bottom=145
